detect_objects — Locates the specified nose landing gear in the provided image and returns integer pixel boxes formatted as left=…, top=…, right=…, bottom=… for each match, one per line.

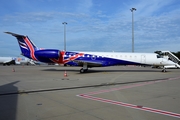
left=162, top=67, right=167, bottom=72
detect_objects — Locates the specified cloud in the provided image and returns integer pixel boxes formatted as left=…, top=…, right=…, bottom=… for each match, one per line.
left=77, top=0, right=93, bottom=13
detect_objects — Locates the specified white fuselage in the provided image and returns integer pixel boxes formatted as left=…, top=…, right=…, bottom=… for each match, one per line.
left=74, top=51, right=175, bottom=66
left=0, top=57, right=14, bottom=64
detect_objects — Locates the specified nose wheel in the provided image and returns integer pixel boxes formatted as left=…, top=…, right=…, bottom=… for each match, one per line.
left=162, top=67, right=167, bottom=72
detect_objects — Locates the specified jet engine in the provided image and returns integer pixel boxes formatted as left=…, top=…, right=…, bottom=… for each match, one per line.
left=35, top=49, right=60, bottom=58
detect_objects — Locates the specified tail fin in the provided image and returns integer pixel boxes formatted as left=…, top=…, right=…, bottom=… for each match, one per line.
left=5, top=32, right=38, bottom=61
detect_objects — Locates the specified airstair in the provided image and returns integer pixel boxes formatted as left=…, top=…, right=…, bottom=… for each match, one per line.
left=29, top=59, right=36, bottom=65
left=160, top=51, right=180, bottom=68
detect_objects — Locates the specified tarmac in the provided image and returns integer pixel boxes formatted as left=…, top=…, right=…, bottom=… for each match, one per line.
left=0, top=65, right=180, bottom=120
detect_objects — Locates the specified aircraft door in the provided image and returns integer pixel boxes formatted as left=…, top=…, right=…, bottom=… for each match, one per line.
left=141, top=55, right=146, bottom=64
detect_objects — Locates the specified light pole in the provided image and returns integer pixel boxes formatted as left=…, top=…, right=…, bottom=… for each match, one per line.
left=62, top=22, right=67, bottom=51
left=130, top=8, right=136, bottom=52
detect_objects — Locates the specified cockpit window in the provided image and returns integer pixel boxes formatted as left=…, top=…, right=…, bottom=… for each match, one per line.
left=157, top=55, right=162, bottom=58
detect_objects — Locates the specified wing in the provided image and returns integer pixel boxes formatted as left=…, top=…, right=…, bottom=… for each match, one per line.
left=73, top=60, right=103, bottom=67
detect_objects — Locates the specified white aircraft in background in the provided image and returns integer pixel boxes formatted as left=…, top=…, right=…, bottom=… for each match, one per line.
left=13, top=57, right=35, bottom=65
left=0, top=57, right=15, bottom=65
left=5, top=32, right=177, bottom=72
left=0, top=57, right=35, bottom=65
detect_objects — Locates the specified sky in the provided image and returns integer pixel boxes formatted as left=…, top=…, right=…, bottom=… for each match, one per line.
left=0, top=0, right=180, bottom=56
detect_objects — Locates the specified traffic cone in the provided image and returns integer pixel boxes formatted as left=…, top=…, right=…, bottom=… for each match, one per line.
left=64, top=71, right=67, bottom=77
left=12, top=68, right=15, bottom=72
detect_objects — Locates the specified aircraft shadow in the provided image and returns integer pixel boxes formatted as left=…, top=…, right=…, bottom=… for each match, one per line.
left=0, top=81, right=19, bottom=120
left=42, top=68, right=162, bottom=74
left=77, top=69, right=162, bottom=74
left=42, top=68, right=78, bottom=72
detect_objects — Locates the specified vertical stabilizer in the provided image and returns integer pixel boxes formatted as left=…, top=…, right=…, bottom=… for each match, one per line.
left=5, top=32, right=38, bottom=61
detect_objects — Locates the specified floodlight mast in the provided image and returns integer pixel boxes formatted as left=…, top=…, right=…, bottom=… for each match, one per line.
left=62, top=22, right=67, bottom=51
left=130, top=8, right=136, bottom=52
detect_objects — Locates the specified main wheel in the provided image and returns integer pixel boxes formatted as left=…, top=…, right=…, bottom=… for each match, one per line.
left=80, top=68, right=84, bottom=73
left=80, top=68, right=88, bottom=73
left=162, top=69, right=166, bottom=72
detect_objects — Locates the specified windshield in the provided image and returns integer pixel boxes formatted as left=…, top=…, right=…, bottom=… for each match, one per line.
left=157, top=55, right=163, bottom=58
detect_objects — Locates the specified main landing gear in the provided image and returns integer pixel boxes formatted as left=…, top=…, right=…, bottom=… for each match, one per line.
left=80, top=63, right=88, bottom=73
left=80, top=68, right=88, bottom=73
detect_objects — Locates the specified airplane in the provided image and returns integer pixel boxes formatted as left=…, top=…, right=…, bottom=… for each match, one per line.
left=0, top=57, right=15, bottom=65
left=0, top=56, right=36, bottom=65
left=4, top=32, right=177, bottom=73
left=13, top=57, right=36, bottom=65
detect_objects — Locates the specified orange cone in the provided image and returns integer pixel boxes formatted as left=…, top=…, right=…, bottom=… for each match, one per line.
left=64, top=71, right=67, bottom=77
left=12, top=68, right=15, bottom=72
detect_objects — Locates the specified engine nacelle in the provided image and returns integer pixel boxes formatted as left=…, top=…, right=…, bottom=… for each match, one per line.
left=35, top=49, right=60, bottom=58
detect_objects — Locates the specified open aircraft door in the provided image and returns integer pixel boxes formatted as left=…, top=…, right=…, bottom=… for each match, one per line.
left=141, top=55, right=146, bottom=64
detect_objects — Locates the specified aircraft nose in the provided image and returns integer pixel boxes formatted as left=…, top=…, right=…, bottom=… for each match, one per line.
left=163, top=59, right=176, bottom=65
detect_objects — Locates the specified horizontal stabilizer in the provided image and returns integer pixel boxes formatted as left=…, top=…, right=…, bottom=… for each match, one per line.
left=4, top=32, right=26, bottom=37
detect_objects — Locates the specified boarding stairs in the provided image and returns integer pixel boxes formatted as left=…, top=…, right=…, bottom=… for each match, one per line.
left=160, top=51, right=180, bottom=68
left=28, top=59, right=36, bottom=65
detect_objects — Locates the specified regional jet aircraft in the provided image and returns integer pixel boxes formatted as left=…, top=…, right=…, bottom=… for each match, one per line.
left=5, top=32, right=176, bottom=73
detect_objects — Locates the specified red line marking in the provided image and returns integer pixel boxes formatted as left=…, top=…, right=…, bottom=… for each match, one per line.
left=77, top=76, right=180, bottom=118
